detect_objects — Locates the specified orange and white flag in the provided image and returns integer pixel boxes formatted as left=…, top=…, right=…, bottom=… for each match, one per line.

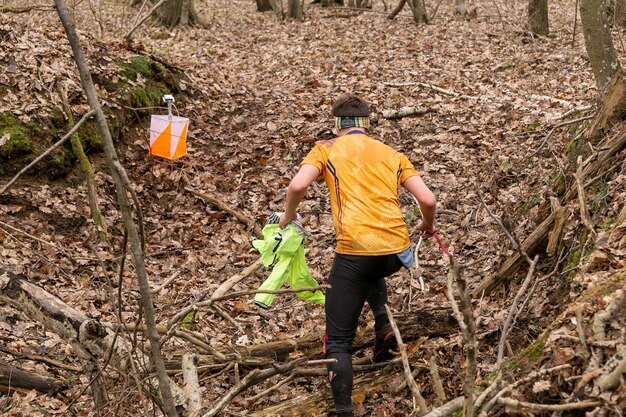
left=149, top=115, right=189, bottom=160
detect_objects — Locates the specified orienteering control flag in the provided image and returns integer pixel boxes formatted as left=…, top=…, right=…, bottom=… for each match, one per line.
left=149, top=115, right=188, bottom=160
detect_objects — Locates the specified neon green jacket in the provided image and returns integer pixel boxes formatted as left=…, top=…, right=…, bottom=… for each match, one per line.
left=252, top=223, right=325, bottom=308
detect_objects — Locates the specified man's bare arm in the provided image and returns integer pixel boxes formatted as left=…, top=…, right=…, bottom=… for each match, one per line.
left=402, top=175, right=437, bottom=233
left=279, top=164, right=321, bottom=228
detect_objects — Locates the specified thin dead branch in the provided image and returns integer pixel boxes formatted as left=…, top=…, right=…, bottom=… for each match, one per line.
left=385, top=304, right=428, bottom=413
left=479, top=364, right=571, bottom=416
left=202, top=357, right=306, bottom=417
left=496, top=397, right=601, bottom=411
left=496, top=255, right=539, bottom=369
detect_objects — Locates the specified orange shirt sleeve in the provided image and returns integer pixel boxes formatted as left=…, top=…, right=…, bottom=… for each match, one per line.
left=398, top=153, right=419, bottom=183
left=299, top=143, right=327, bottom=173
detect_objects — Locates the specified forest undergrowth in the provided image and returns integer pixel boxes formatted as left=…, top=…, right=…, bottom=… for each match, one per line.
left=0, top=0, right=624, bottom=415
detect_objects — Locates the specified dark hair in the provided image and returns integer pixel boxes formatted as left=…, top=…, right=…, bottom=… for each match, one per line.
left=331, top=94, right=370, bottom=117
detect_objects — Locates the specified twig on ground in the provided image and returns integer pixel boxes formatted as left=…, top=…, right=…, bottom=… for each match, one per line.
left=549, top=105, right=593, bottom=122
left=476, top=189, right=533, bottom=265
left=244, top=374, right=295, bottom=404
left=385, top=304, right=428, bottom=413
left=421, top=397, right=464, bottom=417
left=479, top=364, right=571, bottom=416
left=531, top=115, right=594, bottom=157
left=202, top=357, right=306, bottom=417
left=151, top=271, right=182, bottom=294
left=209, top=304, right=244, bottom=333
left=211, top=259, right=263, bottom=299
left=428, top=354, right=446, bottom=404
left=184, top=184, right=260, bottom=235
left=496, top=255, right=539, bottom=369
left=496, top=397, right=601, bottom=411
left=0, top=109, right=95, bottom=195
left=0, top=345, right=81, bottom=372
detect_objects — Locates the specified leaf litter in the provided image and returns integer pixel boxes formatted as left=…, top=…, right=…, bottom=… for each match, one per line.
left=0, top=0, right=625, bottom=415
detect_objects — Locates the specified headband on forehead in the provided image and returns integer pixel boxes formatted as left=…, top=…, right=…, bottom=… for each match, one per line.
left=335, top=116, right=370, bottom=130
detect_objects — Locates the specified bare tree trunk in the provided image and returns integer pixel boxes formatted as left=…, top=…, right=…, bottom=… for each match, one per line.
left=580, top=0, right=622, bottom=88
left=388, top=0, right=407, bottom=19
left=53, top=1, right=179, bottom=416
left=454, top=0, right=467, bottom=15
left=287, top=0, right=303, bottom=19
left=158, top=0, right=200, bottom=26
left=256, top=0, right=273, bottom=11
left=410, top=0, right=428, bottom=23
left=528, top=0, right=549, bottom=36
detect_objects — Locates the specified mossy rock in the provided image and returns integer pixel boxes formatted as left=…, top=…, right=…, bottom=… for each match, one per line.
left=0, top=113, right=40, bottom=171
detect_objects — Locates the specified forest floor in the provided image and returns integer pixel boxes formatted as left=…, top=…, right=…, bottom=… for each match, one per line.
left=0, top=0, right=625, bottom=416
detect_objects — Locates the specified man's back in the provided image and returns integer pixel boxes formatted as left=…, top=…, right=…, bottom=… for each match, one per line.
left=301, top=133, right=418, bottom=255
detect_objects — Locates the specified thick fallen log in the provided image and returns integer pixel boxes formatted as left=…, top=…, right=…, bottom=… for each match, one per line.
left=0, top=269, right=186, bottom=411
left=0, top=360, right=66, bottom=394
left=237, top=307, right=457, bottom=361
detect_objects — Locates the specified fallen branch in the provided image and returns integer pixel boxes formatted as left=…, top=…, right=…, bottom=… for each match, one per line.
left=380, top=106, right=431, bottom=119
left=202, top=357, right=306, bottom=417
left=0, top=360, right=66, bottom=394
left=0, top=268, right=186, bottom=411
left=384, top=81, right=460, bottom=97
left=479, top=364, right=571, bottom=416
left=182, top=354, right=202, bottom=417
left=386, top=304, right=428, bottom=413
left=0, top=345, right=81, bottom=373
left=531, top=115, right=594, bottom=157
left=496, top=255, right=539, bottom=369
left=496, top=397, right=601, bottom=412
left=0, top=109, right=96, bottom=196
left=151, top=271, right=182, bottom=294
left=185, top=185, right=260, bottom=235
left=421, top=397, right=464, bottom=417
left=0, top=5, right=54, bottom=13
left=428, top=354, right=446, bottom=404
left=211, top=259, right=263, bottom=299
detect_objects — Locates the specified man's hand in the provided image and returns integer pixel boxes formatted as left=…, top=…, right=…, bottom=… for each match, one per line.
left=279, top=212, right=296, bottom=229
left=416, top=220, right=435, bottom=237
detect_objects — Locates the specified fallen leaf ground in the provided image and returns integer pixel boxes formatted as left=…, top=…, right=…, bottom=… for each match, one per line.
left=0, top=0, right=625, bottom=415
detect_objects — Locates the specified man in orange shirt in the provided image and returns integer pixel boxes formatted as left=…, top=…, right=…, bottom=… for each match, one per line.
left=279, top=94, right=436, bottom=416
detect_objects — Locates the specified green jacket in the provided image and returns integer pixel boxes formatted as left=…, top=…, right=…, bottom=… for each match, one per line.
left=252, top=223, right=325, bottom=308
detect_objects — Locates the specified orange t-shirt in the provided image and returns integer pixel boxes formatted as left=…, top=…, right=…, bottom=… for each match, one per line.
left=300, top=133, right=419, bottom=255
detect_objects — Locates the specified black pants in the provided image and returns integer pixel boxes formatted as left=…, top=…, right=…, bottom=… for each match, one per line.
left=324, top=253, right=403, bottom=414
